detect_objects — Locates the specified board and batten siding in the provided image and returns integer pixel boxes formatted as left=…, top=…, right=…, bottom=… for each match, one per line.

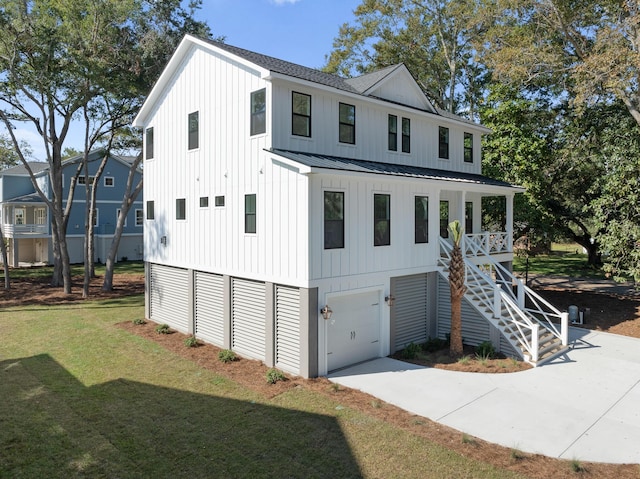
left=231, top=278, right=266, bottom=360
left=149, top=263, right=190, bottom=333
left=270, top=81, right=483, bottom=175
left=309, top=174, right=441, bottom=281
left=194, top=271, right=225, bottom=346
left=142, top=44, right=310, bottom=286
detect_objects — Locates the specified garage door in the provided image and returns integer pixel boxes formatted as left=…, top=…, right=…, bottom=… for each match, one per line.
left=149, top=263, right=189, bottom=333
left=393, top=273, right=429, bottom=351
left=194, top=271, right=225, bottom=347
left=232, top=278, right=266, bottom=361
left=327, top=290, right=381, bottom=372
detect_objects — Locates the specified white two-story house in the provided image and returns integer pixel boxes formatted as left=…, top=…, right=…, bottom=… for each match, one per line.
left=0, top=150, right=143, bottom=266
left=133, top=35, right=568, bottom=378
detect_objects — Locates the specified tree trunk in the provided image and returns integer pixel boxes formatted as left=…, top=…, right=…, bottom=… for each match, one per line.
left=0, top=226, right=10, bottom=290
left=448, top=221, right=466, bottom=357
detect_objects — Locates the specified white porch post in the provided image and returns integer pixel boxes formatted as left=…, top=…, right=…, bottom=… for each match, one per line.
left=458, top=190, right=466, bottom=252
left=506, top=194, right=514, bottom=252
left=430, top=189, right=441, bottom=259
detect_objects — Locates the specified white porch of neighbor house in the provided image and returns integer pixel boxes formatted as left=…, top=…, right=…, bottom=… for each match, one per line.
left=1, top=203, right=50, bottom=267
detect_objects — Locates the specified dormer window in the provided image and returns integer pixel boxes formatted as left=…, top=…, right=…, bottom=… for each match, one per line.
left=292, top=92, right=311, bottom=137
left=339, top=103, right=355, bottom=144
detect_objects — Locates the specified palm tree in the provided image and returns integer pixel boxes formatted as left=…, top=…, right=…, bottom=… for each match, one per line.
left=448, top=220, right=465, bottom=356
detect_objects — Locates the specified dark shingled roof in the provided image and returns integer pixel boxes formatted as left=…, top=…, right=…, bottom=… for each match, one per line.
left=268, top=149, right=518, bottom=188
left=1, top=162, right=49, bottom=176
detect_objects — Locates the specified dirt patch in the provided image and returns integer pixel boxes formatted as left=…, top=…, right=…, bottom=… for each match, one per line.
left=3, top=275, right=640, bottom=477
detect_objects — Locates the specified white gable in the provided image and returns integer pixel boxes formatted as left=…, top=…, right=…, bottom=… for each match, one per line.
left=363, top=65, right=434, bottom=112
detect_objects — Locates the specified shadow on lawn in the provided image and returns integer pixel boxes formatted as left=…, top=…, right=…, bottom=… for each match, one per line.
left=0, top=355, right=363, bottom=479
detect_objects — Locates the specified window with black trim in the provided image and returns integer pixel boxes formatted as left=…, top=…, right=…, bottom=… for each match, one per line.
left=339, top=102, right=355, bottom=144
left=292, top=92, right=311, bottom=137
left=146, top=127, right=154, bottom=159
left=104, top=176, right=114, bottom=187
left=245, top=194, right=256, bottom=233
left=439, top=126, right=449, bottom=159
left=215, top=196, right=225, bottom=207
left=176, top=198, right=186, bottom=220
left=465, top=201, right=473, bottom=234
left=440, top=200, right=449, bottom=238
left=464, top=132, right=473, bottom=163
left=324, top=191, right=344, bottom=249
left=415, top=196, right=428, bottom=244
left=200, top=196, right=209, bottom=208
left=251, top=89, right=266, bottom=136
left=402, top=117, right=411, bottom=153
left=188, top=111, right=199, bottom=150
left=374, top=194, right=390, bottom=246
left=146, top=200, right=155, bottom=220
left=388, top=115, right=397, bottom=151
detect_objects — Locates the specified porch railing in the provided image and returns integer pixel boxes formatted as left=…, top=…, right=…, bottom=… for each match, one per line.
left=2, top=224, right=48, bottom=235
left=464, top=232, right=511, bottom=255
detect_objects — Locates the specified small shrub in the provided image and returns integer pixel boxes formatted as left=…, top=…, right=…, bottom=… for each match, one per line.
left=457, top=355, right=471, bottom=365
left=402, top=342, right=422, bottom=359
left=184, top=335, right=198, bottom=347
left=266, top=368, right=286, bottom=384
left=571, top=459, right=585, bottom=473
left=155, top=323, right=170, bottom=334
left=330, top=383, right=341, bottom=392
left=461, top=433, right=475, bottom=444
left=370, top=400, right=382, bottom=409
left=132, top=318, right=146, bottom=326
left=510, top=448, right=524, bottom=461
left=423, top=336, right=449, bottom=353
left=475, top=341, right=496, bottom=360
left=218, top=349, right=237, bottom=363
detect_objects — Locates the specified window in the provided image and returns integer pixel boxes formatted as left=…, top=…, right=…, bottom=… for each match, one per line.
left=92, top=209, right=99, bottom=227
left=78, top=176, right=95, bottom=186
left=176, top=198, right=186, bottom=220
left=388, top=115, right=397, bottom=151
left=215, top=195, right=225, bottom=207
left=35, top=207, right=46, bottom=225
left=440, top=200, right=449, bottom=238
left=104, top=176, right=114, bottom=187
left=415, top=196, right=428, bottom=244
left=464, top=132, right=473, bottom=163
left=188, top=111, right=199, bottom=150
left=339, top=102, right=355, bottom=144
left=245, top=194, right=256, bottom=233
left=146, top=127, right=154, bottom=159
left=250, top=89, right=266, bottom=136
left=402, top=117, right=411, bottom=153
left=14, top=208, right=25, bottom=225
left=439, top=126, right=449, bottom=159
left=200, top=196, right=209, bottom=208
left=146, top=200, right=155, bottom=220
left=135, top=209, right=143, bottom=226
left=117, top=208, right=127, bottom=227
left=292, top=92, right=311, bottom=137
left=324, top=191, right=344, bottom=249
left=465, top=201, right=473, bottom=234
left=374, top=194, right=390, bottom=246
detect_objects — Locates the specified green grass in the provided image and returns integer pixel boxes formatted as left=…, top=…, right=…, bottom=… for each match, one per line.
left=1, top=260, right=144, bottom=281
left=513, top=244, right=605, bottom=279
left=0, top=296, right=527, bottom=479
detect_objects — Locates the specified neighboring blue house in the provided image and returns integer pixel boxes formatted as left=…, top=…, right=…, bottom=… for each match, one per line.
left=0, top=150, right=143, bottom=266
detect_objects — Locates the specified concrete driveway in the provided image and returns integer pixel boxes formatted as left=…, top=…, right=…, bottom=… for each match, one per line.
left=328, top=327, right=640, bottom=464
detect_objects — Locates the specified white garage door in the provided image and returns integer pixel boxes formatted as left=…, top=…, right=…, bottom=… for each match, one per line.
left=327, top=290, right=381, bottom=372
left=149, top=263, right=189, bottom=333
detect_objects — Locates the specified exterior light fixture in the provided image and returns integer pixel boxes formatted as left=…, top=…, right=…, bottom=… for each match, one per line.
left=385, top=295, right=396, bottom=307
left=320, top=305, right=333, bottom=320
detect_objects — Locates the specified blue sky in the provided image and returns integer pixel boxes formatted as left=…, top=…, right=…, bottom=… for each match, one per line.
left=11, top=0, right=361, bottom=161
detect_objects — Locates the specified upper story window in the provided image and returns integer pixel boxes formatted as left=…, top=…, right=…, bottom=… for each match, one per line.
left=145, top=127, right=154, bottom=159
left=292, top=92, right=311, bottom=137
left=374, top=193, right=390, bottom=246
left=92, top=208, right=99, bottom=226
left=215, top=195, right=225, bottom=207
left=464, top=132, right=473, bottom=163
left=324, top=191, right=344, bottom=249
left=465, top=201, right=473, bottom=234
left=440, top=200, right=449, bottom=238
left=439, top=126, right=449, bottom=159
left=176, top=198, right=186, bottom=220
left=199, top=196, right=209, bottom=208
left=339, top=103, right=355, bottom=144
left=388, top=115, right=397, bottom=151
left=245, top=194, right=256, bottom=234
left=415, top=196, right=428, bottom=244
left=146, top=200, right=155, bottom=220
left=77, top=176, right=95, bottom=186
left=188, top=111, right=199, bottom=150
left=104, top=176, right=114, bottom=187
left=402, top=118, right=411, bottom=153
left=117, top=208, right=127, bottom=227
left=251, top=88, right=266, bottom=136
left=135, top=209, right=143, bottom=226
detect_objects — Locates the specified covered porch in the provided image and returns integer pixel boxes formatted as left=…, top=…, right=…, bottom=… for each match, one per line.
left=1, top=194, right=50, bottom=267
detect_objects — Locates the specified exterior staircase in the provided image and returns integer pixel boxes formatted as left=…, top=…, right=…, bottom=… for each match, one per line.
left=439, top=236, right=570, bottom=366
